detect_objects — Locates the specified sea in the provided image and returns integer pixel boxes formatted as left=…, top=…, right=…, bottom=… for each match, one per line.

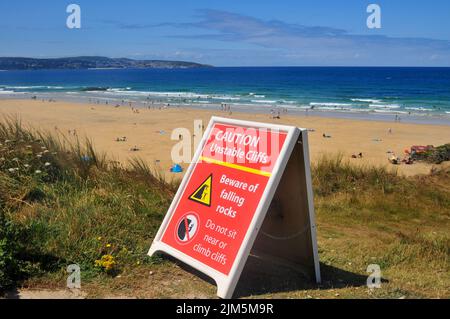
left=0, top=67, right=449, bottom=125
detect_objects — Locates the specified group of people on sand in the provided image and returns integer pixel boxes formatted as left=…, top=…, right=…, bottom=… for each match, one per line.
left=387, top=151, right=414, bottom=165
left=220, top=103, right=232, bottom=114
left=114, top=136, right=139, bottom=152
left=350, top=151, right=413, bottom=164
left=67, top=129, right=77, bottom=136
left=91, top=97, right=172, bottom=111
left=269, top=107, right=288, bottom=119
left=31, top=95, right=56, bottom=103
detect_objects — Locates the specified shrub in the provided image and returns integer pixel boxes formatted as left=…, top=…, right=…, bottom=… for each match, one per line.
left=0, top=212, right=27, bottom=291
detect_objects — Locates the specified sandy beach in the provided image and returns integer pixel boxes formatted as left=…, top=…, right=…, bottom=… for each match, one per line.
left=1, top=98, right=449, bottom=177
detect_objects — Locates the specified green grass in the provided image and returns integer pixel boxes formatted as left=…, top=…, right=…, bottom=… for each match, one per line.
left=0, top=117, right=449, bottom=298
left=311, top=154, right=449, bottom=298
left=0, top=117, right=175, bottom=290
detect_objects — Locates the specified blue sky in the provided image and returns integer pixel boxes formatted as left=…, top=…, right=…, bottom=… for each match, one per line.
left=1, top=0, right=449, bottom=66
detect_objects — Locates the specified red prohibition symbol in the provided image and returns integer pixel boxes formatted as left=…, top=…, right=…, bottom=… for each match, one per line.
left=175, top=212, right=199, bottom=245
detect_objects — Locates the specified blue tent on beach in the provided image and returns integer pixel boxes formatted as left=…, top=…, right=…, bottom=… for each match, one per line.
left=170, top=164, right=183, bottom=173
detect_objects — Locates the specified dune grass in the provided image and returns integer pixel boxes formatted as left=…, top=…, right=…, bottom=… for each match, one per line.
left=0, top=117, right=175, bottom=291
left=312, top=154, right=449, bottom=298
left=0, top=117, right=448, bottom=298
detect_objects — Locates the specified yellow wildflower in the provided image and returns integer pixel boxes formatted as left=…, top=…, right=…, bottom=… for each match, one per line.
left=94, top=254, right=116, bottom=273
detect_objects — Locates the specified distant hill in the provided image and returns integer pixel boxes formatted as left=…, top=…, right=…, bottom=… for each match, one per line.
left=0, top=56, right=212, bottom=70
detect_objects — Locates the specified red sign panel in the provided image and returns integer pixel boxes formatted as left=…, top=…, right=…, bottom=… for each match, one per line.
left=161, top=123, right=288, bottom=275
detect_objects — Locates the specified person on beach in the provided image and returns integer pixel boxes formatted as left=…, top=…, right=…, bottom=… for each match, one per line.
left=389, top=154, right=400, bottom=164
left=272, top=110, right=280, bottom=119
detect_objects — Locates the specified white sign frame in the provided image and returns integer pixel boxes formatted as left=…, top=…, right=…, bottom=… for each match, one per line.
left=148, top=116, right=320, bottom=298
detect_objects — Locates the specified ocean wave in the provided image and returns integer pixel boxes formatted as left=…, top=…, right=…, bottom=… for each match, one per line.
left=104, top=89, right=144, bottom=95
left=103, top=90, right=213, bottom=99
left=247, top=93, right=266, bottom=97
left=4, top=86, right=46, bottom=89
left=4, top=85, right=66, bottom=90
left=195, top=101, right=212, bottom=104
left=310, top=102, right=352, bottom=107
left=373, top=109, right=408, bottom=114
left=315, top=106, right=352, bottom=111
left=12, top=86, right=239, bottom=102
left=351, top=98, right=382, bottom=103
left=369, top=104, right=401, bottom=109
left=279, top=100, right=297, bottom=104
left=147, top=91, right=212, bottom=99
left=106, top=88, right=130, bottom=92
left=404, top=107, right=433, bottom=112
left=103, top=89, right=156, bottom=96
left=211, top=96, right=241, bottom=101
left=251, top=100, right=277, bottom=104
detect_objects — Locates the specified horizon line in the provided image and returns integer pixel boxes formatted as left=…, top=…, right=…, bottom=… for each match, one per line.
left=1, top=56, right=450, bottom=68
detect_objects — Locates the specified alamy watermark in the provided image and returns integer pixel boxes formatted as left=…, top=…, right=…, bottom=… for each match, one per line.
left=64, top=4, right=380, bottom=31
left=67, top=264, right=81, bottom=289
left=66, top=4, right=81, bottom=29
left=366, top=264, right=382, bottom=289
left=367, top=4, right=381, bottom=29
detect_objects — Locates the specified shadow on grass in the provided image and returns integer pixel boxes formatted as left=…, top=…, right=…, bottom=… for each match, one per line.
left=233, top=256, right=372, bottom=298
left=167, top=254, right=377, bottom=298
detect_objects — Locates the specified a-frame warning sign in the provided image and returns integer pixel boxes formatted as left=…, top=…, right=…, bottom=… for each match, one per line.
left=149, top=117, right=320, bottom=299
left=188, top=174, right=212, bottom=207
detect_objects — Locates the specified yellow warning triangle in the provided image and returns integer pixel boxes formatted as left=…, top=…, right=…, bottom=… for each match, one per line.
left=189, top=174, right=212, bottom=207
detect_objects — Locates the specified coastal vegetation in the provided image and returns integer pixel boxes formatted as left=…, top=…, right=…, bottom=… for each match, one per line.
left=412, top=143, right=450, bottom=164
left=0, top=117, right=448, bottom=298
left=0, top=56, right=212, bottom=70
